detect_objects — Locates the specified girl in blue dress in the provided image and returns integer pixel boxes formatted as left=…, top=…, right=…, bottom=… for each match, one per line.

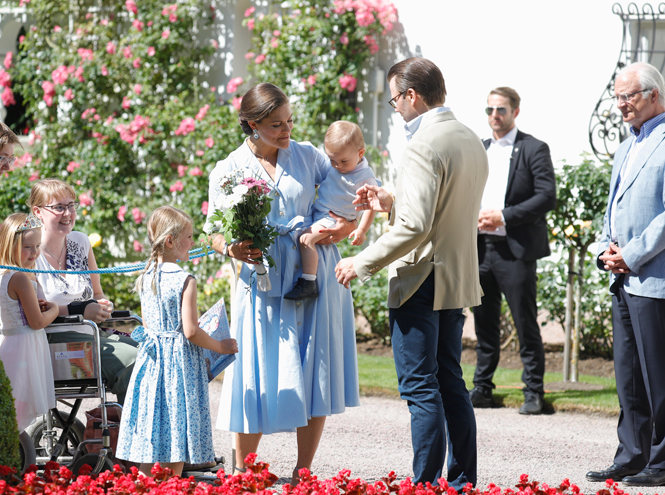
left=116, top=206, right=238, bottom=476
left=205, top=83, right=360, bottom=484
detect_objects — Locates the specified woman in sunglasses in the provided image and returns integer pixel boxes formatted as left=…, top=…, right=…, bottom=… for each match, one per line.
left=29, top=179, right=138, bottom=405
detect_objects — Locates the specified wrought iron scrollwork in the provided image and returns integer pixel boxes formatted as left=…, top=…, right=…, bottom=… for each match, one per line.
left=589, top=2, right=665, bottom=160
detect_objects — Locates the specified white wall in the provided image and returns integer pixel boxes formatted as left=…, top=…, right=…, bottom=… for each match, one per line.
left=377, top=0, right=624, bottom=171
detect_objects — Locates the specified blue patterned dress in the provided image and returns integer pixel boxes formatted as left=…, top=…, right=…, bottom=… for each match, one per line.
left=116, top=263, right=214, bottom=464
left=206, top=140, right=360, bottom=435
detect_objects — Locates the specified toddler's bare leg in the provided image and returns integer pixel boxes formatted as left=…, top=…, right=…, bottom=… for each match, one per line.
left=299, top=226, right=329, bottom=276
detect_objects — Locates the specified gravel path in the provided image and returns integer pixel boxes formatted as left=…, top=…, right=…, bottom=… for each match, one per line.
left=206, top=381, right=649, bottom=495
left=75, top=383, right=660, bottom=495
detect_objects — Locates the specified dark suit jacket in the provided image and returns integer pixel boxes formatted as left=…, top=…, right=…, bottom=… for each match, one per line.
left=481, top=130, right=556, bottom=261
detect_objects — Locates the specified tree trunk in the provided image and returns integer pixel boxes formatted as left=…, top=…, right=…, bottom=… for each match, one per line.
left=563, top=247, right=576, bottom=382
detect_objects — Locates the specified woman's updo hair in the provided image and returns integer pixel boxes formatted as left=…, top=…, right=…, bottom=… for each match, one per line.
left=238, top=83, right=289, bottom=135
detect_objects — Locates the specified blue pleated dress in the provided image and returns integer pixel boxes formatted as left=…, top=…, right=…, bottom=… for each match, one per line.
left=207, top=140, right=360, bottom=434
left=116, top=263, right=214, bottom=463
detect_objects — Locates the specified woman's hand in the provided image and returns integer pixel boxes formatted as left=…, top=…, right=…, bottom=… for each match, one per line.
left=353, top=184, right=393, bottom=213
left=227, top=239, right=262, bottom=265
left=83, top=301, right=113, bottom=323
left=317, top=212, right=357, bottom=245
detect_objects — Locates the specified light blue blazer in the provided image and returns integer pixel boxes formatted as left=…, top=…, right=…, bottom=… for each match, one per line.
left=598, top=120, right=665, bottom=298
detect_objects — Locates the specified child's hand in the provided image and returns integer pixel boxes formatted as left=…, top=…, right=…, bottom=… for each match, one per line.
left=38, top=299, right=48, bottom=312
left=349, top=228, right=366, bottom=246
left=220, top=338, right=238, bottom=354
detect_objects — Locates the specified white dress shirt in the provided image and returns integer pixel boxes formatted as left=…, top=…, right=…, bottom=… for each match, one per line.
left=479, top=126, right=517, bottom=236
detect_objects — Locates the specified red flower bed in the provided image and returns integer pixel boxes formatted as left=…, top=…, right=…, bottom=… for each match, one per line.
left=0, top=455, right=637, bottom=495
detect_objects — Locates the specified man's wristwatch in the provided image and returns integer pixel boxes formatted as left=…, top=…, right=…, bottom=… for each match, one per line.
left=222, top=243, right=229, bottom=257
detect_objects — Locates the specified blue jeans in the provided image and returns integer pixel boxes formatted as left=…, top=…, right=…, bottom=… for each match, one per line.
left=390, top=272, right=477, bottom=489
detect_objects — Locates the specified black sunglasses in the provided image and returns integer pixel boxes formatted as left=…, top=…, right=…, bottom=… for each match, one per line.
left=485, top=106, right=508, bottom=116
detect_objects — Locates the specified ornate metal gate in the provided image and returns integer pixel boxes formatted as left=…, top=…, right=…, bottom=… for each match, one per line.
left=589, top=3, right=665, bottom=160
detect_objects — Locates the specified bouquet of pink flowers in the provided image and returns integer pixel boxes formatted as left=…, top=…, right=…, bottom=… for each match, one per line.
left=206, top=168, right=279, bottom=269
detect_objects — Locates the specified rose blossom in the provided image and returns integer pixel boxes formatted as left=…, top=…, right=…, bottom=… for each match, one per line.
left=106, top=41, right=116, bottom=55
left=226, top=77, right=243, bottom=94
left=101, top=66, right=109, bottom=76
left=4, top=52, right=12, bottom=70
left=232, top=96, right=242, bottom=110
left=42, top=81, right=55, bottom=107
left=189, top=167, right=203, bottom=177
left=201, top=201, right=209, bottom=215
left=205, top=137, right=214, bottom=148
left=64, top=89, right=74, bottom=101
left=147, top=46, right=155, bottom=57
left=125, top=0, right=137, bottom=15
left=133, top=240, right=144, bottom=252
left=195, top=104, right=209, bottom=121
left=169, top=181, right=184, bottom=193
left=122, top=96, right=131, bottom=109
left=79, top=192, right=93, bottom=206
left=177, top=165, right=188, bottom=177
left=247, top=18, right=255, bottom=30
left=244, top=6, right=255, bottom=17
left=132, top=19, right=144, bottom=31
left=162, top=29, right=170, bottom=39
left=134, top=84, right=142, bottom=95
left=2, top=87, right=16, bottom=107
left=254, top=54, right=265, bottom=64
left=339, top=73, right=357, bottom=92
left=132, top=57, right=141, bottom=69
left=132, top=207, right=146, bottom=224
left=51, top=66, right=69, bottom=85
left=196, top=150, right=205, bottom=157
left=174, top=117, right=195, bottom=136
left=117, top=205, right=127, bottom=222
left=123, top=46, right=132, bottom=59
left=245, top=52, right=255, bottom=60
left=0, top=70, right=11, bottom=88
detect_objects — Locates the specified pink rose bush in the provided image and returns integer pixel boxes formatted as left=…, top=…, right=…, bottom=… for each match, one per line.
left=3, top=0, right=397, bottom=311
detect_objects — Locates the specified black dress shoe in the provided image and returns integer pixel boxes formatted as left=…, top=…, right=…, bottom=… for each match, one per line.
left=519, top=395, right=543, bottom=415
left=469, top=388, right=493, bottom=408
left=622, top=468, right=665, bottom=486
left=284, top=278, right=319, bottom=300
left=586, top=464, right=643, bottom=482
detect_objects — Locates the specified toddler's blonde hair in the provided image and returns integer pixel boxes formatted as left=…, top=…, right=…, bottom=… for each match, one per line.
left=324, top=120, right=366, bottom=152
left=135, top=206, right=193, bottom=294
left=0, top=213, right=36, bottom=270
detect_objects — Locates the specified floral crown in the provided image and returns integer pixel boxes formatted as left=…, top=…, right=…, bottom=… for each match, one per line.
left=16, top=214, right=43, bottom=233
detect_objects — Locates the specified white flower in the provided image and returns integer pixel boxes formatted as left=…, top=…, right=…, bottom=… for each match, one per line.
left=233, top=184, right=249, bottom=196
left=222, top=194, right=241, bottom=210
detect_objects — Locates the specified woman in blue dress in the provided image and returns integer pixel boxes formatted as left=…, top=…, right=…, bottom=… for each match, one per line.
left=205, top=83, right=360, bottom=483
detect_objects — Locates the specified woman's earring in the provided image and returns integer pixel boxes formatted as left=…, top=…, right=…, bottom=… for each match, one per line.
left=253, top=129, right=259, bottom=140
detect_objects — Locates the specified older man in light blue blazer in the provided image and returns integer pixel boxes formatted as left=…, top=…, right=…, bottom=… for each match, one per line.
left=587, top=62, right=665, bottom=487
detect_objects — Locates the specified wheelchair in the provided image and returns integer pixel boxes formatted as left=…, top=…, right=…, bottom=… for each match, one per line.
left=22, top=311, right=225, bottom=481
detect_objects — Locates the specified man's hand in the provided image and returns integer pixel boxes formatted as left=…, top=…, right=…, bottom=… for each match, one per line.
left=318, top=212, right=356, bottom=245
left=353, top=184, right=393, bottom=213
left=335, top=257, right=357, bottom=289
left=478, top=208, right=505, bottom=231
left=599, top=242, right=630, bottom=274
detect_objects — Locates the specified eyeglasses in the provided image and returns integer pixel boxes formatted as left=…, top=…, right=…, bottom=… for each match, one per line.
left=485, top=106, right=508, bottom=116
left=388, top=91, right=406, bottom=108
left=0, top=156, right=17, bottom=167
left=42, top=202, right=79, bottom=214
left=612, top=88, right=652, bottom=103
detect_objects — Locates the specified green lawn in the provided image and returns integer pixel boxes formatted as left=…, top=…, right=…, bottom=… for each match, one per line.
left=357, top=354, right=619, bottom=415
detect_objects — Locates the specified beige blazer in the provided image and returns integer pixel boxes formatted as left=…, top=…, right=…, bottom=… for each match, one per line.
left=354, top=111, right=489, bottom=310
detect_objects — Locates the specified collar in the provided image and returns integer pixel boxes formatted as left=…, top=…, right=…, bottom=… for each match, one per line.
left=349, top=156, right=369, bottom=173
left=157, top=262, right=184, bottom=272
left=630, top=111, right=665, bottom=143
left=490, top=126, right=518, bottom=147
left=404, top=106, right=451, bottom=141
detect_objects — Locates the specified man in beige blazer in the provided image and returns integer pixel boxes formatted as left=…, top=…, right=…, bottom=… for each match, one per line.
left=335, top=57, right=488, bottom=489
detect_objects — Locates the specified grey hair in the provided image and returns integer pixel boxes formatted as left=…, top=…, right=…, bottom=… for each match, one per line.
left=619, top=62, right=665, bottom=105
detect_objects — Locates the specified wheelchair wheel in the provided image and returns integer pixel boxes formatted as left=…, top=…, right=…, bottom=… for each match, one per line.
left=19, top=431, right=36, bottom=472
left=70, top=453, right=114, bottom=476
left=26, top=411, right=86, bottom=462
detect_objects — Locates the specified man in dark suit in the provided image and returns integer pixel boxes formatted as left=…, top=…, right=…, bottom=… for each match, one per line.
left=468, top=87, right=556, bottom=415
